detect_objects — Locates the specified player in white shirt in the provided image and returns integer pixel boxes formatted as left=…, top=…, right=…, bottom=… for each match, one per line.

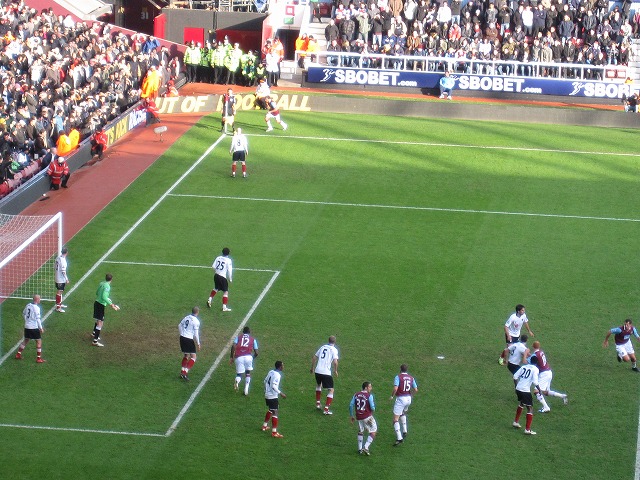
left=512, top=355, right=540, bottom=435
left=15, top=295, right=46, bottom=363
left=262, top=360, right=286, bottom=438
left=310, top=335, right=339, bottom=415
left=499, top=304, right=534, bottom=364
left=207, top=247, right=233, bottom=312
left=229, top=128, right=248, bottom=178
left=504, top=304, right=534, bottom=342
left=53, top=247, right=69, bottom=312
left=502, top=334, right=530, bottom=375
left=178, top=307, right=201, bottom=381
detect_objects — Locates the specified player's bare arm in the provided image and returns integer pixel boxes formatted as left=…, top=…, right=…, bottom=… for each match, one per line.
left=526, top=323, right=534, bottom=337
left=310, top=355, right=317, bottom=374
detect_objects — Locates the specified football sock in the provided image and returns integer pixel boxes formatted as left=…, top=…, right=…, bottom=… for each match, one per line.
left=281, top=122, right=287, bottom=129
left=272, top=416, right=278, bottom=430
left=185, top=359, right=195, bottom=373
left=210, top=290, right=217, bottom=298
left=181, top=357, right=188, bottom=372
left=266, top=121, right=272, bottom=128
left=315, top=390, right=322, bottom=403
left=634, top=362, right=638, bottom=368
left=357, top=433, right=363, bottom=450
left=364, top=435, right=374, bottom=449
left=525, top=413, right=533, bottom=430
left=515, top=406, right=523, bottom=423
left=244, top=376, right=251, bottom=393
left=232, top=164, right=236, bottom=175
left=17, top=344, right=25, bottom=354
left=242, top=165, right=246, bottom=175
left=325, top=394, right=333, bottom=409
left=93, top=327, right=101, bottom=341
left=264, top=411, right=272, bottom=424
left=548, top=390, right=563, bottom=398
left=536, top=393, right=550, bottom=410
left=36, top=348, right=42, bottom=358
left=223, top=296, right=228, bottom=306
left=56, top=293, right=62, bottom=306
left=393, top=421, right=402, bottom=440
left=400, top=414, right=407, bottom=434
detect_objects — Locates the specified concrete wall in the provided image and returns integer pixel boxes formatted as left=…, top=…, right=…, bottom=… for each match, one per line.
left=160, top=9, right=265, bottom=46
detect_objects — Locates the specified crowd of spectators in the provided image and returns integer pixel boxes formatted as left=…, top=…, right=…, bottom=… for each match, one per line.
left=0, top=1, right=179, bottom=198
left=297, top=0, right=639, bottom=75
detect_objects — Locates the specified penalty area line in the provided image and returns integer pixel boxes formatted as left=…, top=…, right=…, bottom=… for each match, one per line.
left=168, top=194, right=640, bottom=223
left=165, top=269, right=280, bottom=437
left=103, top=260, right=278, bottom=273
left=248, top=134, right=640, bottom=158
left=0, top=423, right=165, bottom=437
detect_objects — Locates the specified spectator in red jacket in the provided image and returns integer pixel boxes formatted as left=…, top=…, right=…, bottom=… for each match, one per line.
left=90, top=128, right=108, bottom=160
left=47, top=156, right=70, bottom=190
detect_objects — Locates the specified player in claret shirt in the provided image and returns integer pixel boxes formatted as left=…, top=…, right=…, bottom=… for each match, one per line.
left=603, top=318, right=640, bottom=372
left=230, top=326, right=259, bottom=395
left=529, top=341, right=568, bottom=413
left=391, top=364, right=418, bottom=446
left=264, top=96, right=287, bottom=132
left=349, top=381, right=377, bottom=455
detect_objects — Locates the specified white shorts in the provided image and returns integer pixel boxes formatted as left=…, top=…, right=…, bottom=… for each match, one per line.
left=358, top=415, right=377, bottom=433
left=616, top=340, right=635, bottom=358
left=234, top=355, right=254, bottom=374
left=266, top=112, right=280, bottom=121
left=538, top=370, right=553, bottom=392
left=393, top=395, right=412, bottom=416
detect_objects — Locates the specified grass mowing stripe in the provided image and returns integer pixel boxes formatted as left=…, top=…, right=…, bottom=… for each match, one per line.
left=167, top=194, right=640, bottom=223
left=165, top=270, right=280, bottom=436
left=248, top=133, right=640, bottom=157
left=0, top=135, right=224, bottom=367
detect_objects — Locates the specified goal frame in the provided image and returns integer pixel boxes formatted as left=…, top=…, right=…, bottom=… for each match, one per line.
left=0, top=211, right=63, bottom=302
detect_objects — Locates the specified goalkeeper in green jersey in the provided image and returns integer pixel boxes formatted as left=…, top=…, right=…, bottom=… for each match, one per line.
left=91, top=273, right=119, bottom=347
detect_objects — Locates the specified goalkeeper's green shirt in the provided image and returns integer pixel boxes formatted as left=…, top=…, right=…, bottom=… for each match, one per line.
left=95, top=280, right=113, bottom=306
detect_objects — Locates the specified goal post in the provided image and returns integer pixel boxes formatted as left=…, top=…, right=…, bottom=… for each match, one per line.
left=0, top=212, right=63, bottom=303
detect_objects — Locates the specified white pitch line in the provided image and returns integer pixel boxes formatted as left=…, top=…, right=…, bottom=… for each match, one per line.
left=167, top=194, right=640, bottom=223
left=102, top=260, right=277, bottom=273
left=165, top=270, right=280, bottom=437
left=0, top=423, right=165, bottom=437
left=248, top=134, right=640, bottom=158
left=636, top=415, right=640, bottom=480
left=0, top=136, right=226, bottom=370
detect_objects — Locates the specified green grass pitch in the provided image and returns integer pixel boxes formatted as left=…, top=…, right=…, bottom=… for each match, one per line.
left=1, top=110, right=639, bottom=479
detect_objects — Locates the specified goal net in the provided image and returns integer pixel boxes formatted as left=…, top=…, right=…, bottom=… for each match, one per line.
left=0, top=212, right=62, bottom=303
